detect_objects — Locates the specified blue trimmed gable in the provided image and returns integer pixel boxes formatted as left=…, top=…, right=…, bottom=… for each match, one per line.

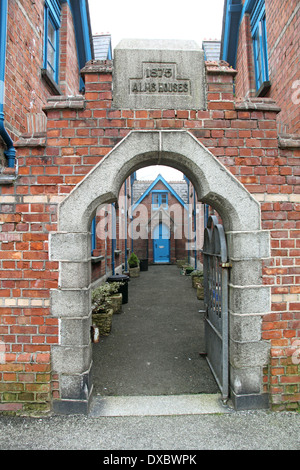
left=132, top=174, right=187, bottom=212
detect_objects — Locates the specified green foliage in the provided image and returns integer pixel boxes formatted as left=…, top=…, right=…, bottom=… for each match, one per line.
left=191, top=270, right=204, bottom=277
left=128, top=252, right=139, bottom=268
left=92, top=282, right=122, bottom=313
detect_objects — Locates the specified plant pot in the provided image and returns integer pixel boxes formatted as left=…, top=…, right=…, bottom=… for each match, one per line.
left=129, top=265, right=140, bottom=278
left=107, top=274, right=129, bottom=304
left=92, top=308, right=113, bottom=336
left=140, top=259, right=148, bottom=271
left=108, top=293, right=122, bottom=314
left=197, top=284, right=204, bottom=300
left=192, top=275, right=203, bottom=289
left=183, top=265, right=194, bottom=275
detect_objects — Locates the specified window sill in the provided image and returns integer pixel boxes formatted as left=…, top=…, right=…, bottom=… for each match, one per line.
left=92, top=255, right=104, bottom=264
left=41, top=68, right=62, bottom=95
left=256, top=80, right=271, bottom=97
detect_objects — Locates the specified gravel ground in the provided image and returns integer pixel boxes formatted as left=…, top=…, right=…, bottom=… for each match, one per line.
left=0, top=410, right=299, bottom=450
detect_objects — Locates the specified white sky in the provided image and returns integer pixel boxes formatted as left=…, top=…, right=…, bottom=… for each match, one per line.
left=88, top=0, right=225, bottom=180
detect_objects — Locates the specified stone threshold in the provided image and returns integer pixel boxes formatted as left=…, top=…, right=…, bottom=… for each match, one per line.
left=89, top=394, right=232, bottom=417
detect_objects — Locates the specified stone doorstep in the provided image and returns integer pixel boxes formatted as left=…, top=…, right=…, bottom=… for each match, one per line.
left=88, top=394, right=232, bottom=417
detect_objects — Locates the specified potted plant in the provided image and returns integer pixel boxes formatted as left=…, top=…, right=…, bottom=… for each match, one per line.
left=182, top=264, right=194, bottom=276
left=128, top=252, right=140, bottom=278
left=108, top=289, right=123, bottom=314
left=91, top=282, right=121, bottom=336
left=191, top=270, right=204, bottom=289
left=176, top=258, right=188, bottom=269
left=196, top=282, right=204, bottom=300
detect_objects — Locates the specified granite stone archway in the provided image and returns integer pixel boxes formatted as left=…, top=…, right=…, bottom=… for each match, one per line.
left=49, top=130, right=271, bottom=414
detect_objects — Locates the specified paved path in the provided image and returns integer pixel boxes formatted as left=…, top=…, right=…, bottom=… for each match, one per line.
left=92, top=265, right=219, bottom=399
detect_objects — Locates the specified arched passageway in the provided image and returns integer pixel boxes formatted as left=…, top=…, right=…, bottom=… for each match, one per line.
left=49, top=130, right=271, bottom=414
left=92, top=264, right=219, bottom=397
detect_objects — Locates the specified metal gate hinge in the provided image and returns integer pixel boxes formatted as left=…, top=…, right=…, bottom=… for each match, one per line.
left=220, top=262, right=232, bottom=268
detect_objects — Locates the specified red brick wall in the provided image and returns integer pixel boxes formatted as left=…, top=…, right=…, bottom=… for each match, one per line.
left=1, top=0, right=80, bottom=147
left=0, top=61, right=299, bottom=413
left=59, top=2, right=80, bottom=96
left=235, top=14, right=256, bottom=100
left=234, top=0, right=300, bottom=134
left=265, top=0, right=300, bottom=134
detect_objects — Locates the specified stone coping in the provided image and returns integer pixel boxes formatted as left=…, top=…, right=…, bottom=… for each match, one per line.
left=43, top=95, right=85, bottom=113
left=81, top=59, right=113, bottom=75
left=235, top=98, right=281, bottom=112
left=278, top=133, right=300, bottom=149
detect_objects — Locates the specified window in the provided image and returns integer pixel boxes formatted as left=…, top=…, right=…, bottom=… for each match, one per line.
left=251, top=0, right=270, bottom=94
left=43, top=0, right=61, bottom=84
left=152, top=192, right=168, bottom=210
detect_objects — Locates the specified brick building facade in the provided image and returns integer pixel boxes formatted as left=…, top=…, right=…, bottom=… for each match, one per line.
left=91, top=176, right=132, bottom=284
left=221, top=0, right=300, bottom=134
left=130, top=175, right=190, bottom=265
left=91, top=173, right=204, bottom=284
left=0, top=1, right=299, bottom=415
left=0, top=57, right=298, bottom=414
left=0, top=0, right=93, bottom=169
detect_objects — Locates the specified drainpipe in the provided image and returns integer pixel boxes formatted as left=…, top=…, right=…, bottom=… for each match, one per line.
left=0, top=0, right=16, bottom=168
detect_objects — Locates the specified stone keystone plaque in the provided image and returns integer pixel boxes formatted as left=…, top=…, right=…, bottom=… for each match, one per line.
left=113, top=39, right=207, bottom=110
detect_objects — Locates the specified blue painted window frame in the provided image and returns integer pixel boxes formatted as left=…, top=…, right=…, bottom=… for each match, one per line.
left=44, top=0, right=61, bottom=83
left=152, top=191, right=168, bottom=210
left=251, top=0, right=269, bottom=92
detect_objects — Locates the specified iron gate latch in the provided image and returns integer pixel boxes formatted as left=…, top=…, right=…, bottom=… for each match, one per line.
left=220, top=262, right=232, bottom=268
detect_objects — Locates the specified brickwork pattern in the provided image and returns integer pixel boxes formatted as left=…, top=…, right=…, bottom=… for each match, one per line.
left=0, top=61, right=299, bottom=413
left=234, top=0, right=300, bottom=134
left=2, top=1, right=80, bottom=145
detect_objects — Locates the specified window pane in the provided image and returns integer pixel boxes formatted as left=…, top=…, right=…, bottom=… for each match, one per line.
left=47, top=47, right=55, bottom=74
left=161, top=194, right=167, bottom=207
left=152, top=194, right=159, bottom=209
left=48, top=18, right=55, bottom=46
left=255, top=32, right=263, bottom=88
left=46, top=16, right=57, bottom=79
left=252, top=8, right=269, bottom=92
left=261, top=17, right=268, bottom=82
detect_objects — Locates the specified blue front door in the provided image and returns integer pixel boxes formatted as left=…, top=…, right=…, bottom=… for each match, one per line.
left=153, top=223, right=170, bottom=263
